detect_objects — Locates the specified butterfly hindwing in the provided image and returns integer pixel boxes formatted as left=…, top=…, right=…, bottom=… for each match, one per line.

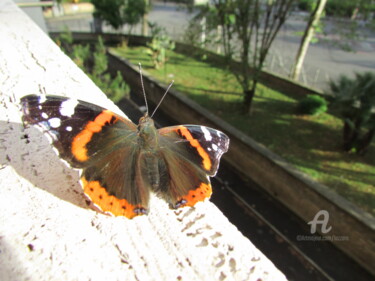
left=157, top=147, right=212, bottom=208
left=80, top=145, right=150, bottom=218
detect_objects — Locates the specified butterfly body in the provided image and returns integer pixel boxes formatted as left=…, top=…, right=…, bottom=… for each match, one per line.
left=21, top=95, right=230, bottom=219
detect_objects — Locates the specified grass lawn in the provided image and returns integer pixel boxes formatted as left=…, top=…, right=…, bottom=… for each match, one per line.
left=112, top=46, right=375, bottom=216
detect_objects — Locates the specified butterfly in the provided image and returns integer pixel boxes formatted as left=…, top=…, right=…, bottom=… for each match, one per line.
left=21, top=84, right=229, bottom=218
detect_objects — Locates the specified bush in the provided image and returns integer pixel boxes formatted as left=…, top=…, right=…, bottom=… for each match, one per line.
left=146, top=22, right=175, bottom=69
left=71, top=44, right=90, bottom=69
left=55, top=31, right=129, bottom=103
left=329, top=72, right=375, bottom=154
left=297, top=94, right=328, bottom=115
left=55, top=27, right=74, bottom=52
left=92, top=37, right=108, bottom=76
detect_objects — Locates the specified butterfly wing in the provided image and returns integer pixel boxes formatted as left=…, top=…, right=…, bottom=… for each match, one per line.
left=157, top=125, right=229, bottom=208
left=21, top=95, right=149, bottom=218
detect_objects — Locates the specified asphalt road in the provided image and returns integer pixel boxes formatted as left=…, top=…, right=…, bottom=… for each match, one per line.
left=45, top=1, right=375, bottom=92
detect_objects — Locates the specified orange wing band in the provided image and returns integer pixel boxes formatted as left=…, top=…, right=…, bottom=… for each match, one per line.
left=71, top=110, right=118, bottom=162
left=178, top=182, right=212, bottom=207
left=81, top=177, right=145, bottom=219
left=177, top=126, right=212, bottom=171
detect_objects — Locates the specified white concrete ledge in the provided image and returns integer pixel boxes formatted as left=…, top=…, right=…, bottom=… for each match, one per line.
left=0, top=1, right=287, bottom=280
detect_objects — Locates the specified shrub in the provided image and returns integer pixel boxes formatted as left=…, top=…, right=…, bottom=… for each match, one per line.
left=329, top=72, right=375, bottom=154
left=55, top=27, right=73, bottom=52
left=92, top=37, right=108, bottom=76
left=297, top=94, right=328, bottom=115
left=55, top=32, right=129, bottom=103
left=146, top=22, right=175, bottom=69
left=71, top=44, right=90, bottom=69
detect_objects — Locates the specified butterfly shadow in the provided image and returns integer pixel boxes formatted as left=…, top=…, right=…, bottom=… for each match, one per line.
left=0, top=120, right=88, bottom=212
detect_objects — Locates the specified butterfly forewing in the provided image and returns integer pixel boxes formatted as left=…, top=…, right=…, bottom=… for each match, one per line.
left=158, top=125, right=230, bottom=176
left=21, top=95, right=136, bottom=166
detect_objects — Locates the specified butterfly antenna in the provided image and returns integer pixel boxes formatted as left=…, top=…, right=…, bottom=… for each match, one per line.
left=150, top=80, right=174, bottom=118
left=139, top=63, right=149, bottom=116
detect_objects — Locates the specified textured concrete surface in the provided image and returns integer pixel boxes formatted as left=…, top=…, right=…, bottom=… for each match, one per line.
left=0, top=1, right=287, bottom=280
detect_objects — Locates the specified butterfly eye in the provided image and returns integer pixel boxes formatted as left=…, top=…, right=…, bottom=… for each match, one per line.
left=138, top=116, right=146, bottom=124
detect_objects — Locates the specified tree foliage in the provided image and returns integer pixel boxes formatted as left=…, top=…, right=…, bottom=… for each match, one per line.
left=297, top=0, right=375, bottom=19
left=296, top=0, right=375, bottom=53
left=192, top=0, right=296, bottom=113
left=329, top=72, right=375, bottom=155
left=91, top=0, right=149, bottom=32
left=325, top=0, right=375, bottom=19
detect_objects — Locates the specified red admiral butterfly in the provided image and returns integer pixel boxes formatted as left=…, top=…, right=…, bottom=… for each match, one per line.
left=21, top=85, right=229, bottom=218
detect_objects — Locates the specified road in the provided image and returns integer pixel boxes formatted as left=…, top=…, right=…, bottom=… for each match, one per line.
left=45, top=1, right=375, bottom=91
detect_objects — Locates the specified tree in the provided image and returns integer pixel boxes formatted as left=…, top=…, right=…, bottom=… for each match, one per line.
left=329, top=72, right=375, bottom=155
left=291, top=0, right=375, bottom=80
left=142, top=0, right=150, bottom=36
left=325, top=0, right=375, bottom=52
left=290, top=0, right=327, bottom=81
left=91, top=0, right=150, bottom=33
left=211, top=0, right=296, bottom=113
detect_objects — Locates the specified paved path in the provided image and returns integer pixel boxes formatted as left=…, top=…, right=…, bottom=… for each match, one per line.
left=45, top=1, right=375, bottom=92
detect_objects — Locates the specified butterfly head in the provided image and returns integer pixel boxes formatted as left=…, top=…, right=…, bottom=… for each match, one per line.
left=138, top=115, right=158, bottom=148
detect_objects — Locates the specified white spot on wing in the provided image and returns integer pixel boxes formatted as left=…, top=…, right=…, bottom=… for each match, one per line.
left=66, top=126, right=72, bottom=131
left=39, top=95, right=47, bottom=103
left=41, top=112, right=48, bottom=119
left=212, top=144, right=218, bottom=151
left=48, top=117, right=61, bottom=128
left=201, top=126, right=212, bottom=141
left=60, top=98, right=78, bottom=117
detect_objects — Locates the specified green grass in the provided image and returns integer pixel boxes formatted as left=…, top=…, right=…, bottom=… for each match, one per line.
left=112, top=46, right=375, bottom=216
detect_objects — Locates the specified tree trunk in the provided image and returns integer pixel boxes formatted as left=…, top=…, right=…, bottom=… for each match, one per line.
left=92, top=16, right=103, bottom=33
left=290, top=0, right=327, bottom=81
left=142, top=13, right=148, bottom=36
left=358, top=128, right=375, bottom=155
left=142, top=0, right=149, bottom=36
left=343, top=120, right=352, bottom=151
left=243, top=81, right=257, bottom=114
